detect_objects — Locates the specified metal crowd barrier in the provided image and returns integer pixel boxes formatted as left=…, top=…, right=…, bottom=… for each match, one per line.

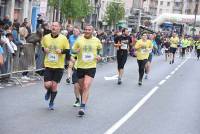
left=0, top=41, right=118, bottom=86
left=101, top=41, right=117, bottom=62
left=0, top=43, right=44, bottom=86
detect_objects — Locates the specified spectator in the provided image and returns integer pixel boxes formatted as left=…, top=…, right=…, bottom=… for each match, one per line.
left=36, top=14, right=44, bottom=29
left=66, top=24, right=73, bottom=39
left=19, top=23, right=28, bottom=43
left=22, top=18, right=31, bottom=38
left=13, top=19, right=20, bottom=32
left=42, top=23, right=51, bottom=36
left=2, top=15, right=12, bottom=27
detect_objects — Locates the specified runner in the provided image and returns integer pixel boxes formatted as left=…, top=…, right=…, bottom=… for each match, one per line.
left=181, top=35, right=188, bottom=58
left=169, top=33, right=179, bottom=64
left=196, top=40, right=200, bottom=60
left=162, top=37, right=170, bottom=61
left=69, top=27, right=81, bottom=107
left=71, top=54, right=81, bottom=107
left=144, top=34, right=154, bottom=79
left=66, top=26, right=80, bottom=84
left=72, top=24, right=102, bottom=116
left=135, top=33, right=153, bottom=86
left=41, top=22, right=70, bottom=110
left=114, top=28, right=132, bottom=85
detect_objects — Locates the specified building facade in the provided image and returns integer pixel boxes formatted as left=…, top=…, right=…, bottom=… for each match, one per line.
left=0, top=0, right=32, bottom=22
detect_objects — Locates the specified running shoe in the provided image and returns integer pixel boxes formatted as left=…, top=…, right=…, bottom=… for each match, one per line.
left=144, top=74, right=148, bottom=79
left=45, top=91, right=51, bottom=101
left=138, top=81, right=142, bottom=86
left=78, top=107, right=85, bottom=116
left=48, top=102, right=54, bottom=110
left=117, top=77, right=122, bottom=85
left=73, top=100, right=81, bottom=107
left=66, top=78, right=71, bottom=84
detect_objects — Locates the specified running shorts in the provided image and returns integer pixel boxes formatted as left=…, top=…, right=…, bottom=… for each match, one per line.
left=77, top=68, right=96, bottom=79
left=72, top=69, right=78, bottom=84
left=148, top=53, right=153, bottom=62
left=117, top=50, right=128, bottom=69
left=44, top=67, right=64, bottom=83
left=170, top=47, right=177, bottom=54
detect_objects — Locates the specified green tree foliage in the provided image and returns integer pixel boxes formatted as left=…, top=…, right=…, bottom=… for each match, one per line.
left=48, top=0, right=92, bottom=20
left=105, top=1, right=125, bottom=26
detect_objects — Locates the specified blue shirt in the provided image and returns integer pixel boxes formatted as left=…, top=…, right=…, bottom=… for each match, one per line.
left=69, top=35, right=78, bottom=49
left=0, top=46, right=4, bottom=54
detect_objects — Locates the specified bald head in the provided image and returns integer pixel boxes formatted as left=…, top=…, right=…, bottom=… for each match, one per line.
left=51, top=22, right=61, bottom=36
left=84, top=24, right=94, bottom=39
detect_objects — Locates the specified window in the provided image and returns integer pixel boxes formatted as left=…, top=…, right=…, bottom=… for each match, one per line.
left=167, top=2, right=170, bottom=6
left=159, top=9, right=162, bottom=13
left=175, top=2, right=179, bottom=7
left=186, top=9, right=191, bottom=14
left=160, top=1, right=163, bottom=5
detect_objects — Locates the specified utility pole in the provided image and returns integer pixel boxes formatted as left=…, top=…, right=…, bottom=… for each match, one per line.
left=193, top=0, right=199, bottom=37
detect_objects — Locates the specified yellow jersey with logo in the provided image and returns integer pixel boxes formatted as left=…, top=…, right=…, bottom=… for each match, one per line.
left=170, top=37, right=179, bottom=48
left=41, top=34, right=69, bottom=69
left=72, top=36, right=102, bottom=69
left=196, top=40, right=200, bottom=50
left=135, top=39, right=153, bottom=60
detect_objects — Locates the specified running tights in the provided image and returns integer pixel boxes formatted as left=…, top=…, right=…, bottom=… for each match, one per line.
left=137, top=59, right=148, bottom=81
left=117, top=50, right=128, bottom=69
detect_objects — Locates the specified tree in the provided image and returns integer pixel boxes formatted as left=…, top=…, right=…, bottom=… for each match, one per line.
left=104, top=1, right=125, bottom=29
left=48, top=0, right=92, bottom=23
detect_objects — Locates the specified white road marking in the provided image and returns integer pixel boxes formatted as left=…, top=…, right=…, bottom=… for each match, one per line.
left=104, top=57, right=190, bottom=134
left=165, top=75, right=171, bottom=79
left=159, top=80, right=166, bottom=85
left=174, top=68, right=178, bottom=71
left=104, top=75, right=118, bottom=81
left=170, top=71, right=175, bottom=75
left=104, top=86, right=159, bottom=134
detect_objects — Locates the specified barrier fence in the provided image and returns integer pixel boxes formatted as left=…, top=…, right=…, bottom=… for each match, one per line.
left=0, top=43, right=43, bottom=86
left=0, top=41, right=117, bottom=86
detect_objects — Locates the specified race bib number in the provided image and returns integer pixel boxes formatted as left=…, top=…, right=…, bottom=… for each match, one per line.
left=141, top=48, right=148, bottom=54
left=121, top=43, right=128, bottom=50
left=48, top=53, right=58, bottom=62
left=82, top=53, right=94, bottom=62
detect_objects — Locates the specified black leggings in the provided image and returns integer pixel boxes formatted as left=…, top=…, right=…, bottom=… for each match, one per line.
left=197, top=49, right=200, bottom=59
left=137, top=59, right=148, bottom=81
left=117, top=50, right=128, bottom=69
left=182, top=47, right=186, bottom=57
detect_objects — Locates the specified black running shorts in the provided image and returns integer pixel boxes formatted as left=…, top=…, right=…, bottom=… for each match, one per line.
left=44, top=68, right=64, bottom=83
left=117, top=50, right=128, bottom=69
left=170, top=47, right=177, bottom=54
left=72, top=69, right=78, bottom=84
left=77, top=68, right=96, bottom=79
left=148, top=53, right=153, bottom=62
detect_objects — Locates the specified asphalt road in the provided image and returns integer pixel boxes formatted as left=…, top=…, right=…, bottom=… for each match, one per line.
left=0, top=54, right=199, bottom=134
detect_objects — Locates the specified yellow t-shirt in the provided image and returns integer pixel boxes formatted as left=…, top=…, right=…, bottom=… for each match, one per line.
left=170, top=37, right=179, bottom=48
left=135, top=39, right=153, bottom=60
left=196, top=41, right=200, bottom=50
left=181, top=39, right=188, bottom=48
left=72, top=36, right=102, bottom=69
left=41, top=34, right=69, bottom=69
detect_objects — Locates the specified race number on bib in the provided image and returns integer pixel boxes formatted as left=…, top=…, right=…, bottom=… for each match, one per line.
left=141, top=48, right=148, bottom=54
left=48, top=53, right=58, bottom=62
left=82, top=53, right=94, bottom=62
left=121, top=43, right=128, bottom=50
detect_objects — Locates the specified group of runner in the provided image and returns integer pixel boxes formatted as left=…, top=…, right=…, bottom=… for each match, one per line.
left=41, top=21, right=200, bottom=117
left=42, top=22, right=101, bottom=116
